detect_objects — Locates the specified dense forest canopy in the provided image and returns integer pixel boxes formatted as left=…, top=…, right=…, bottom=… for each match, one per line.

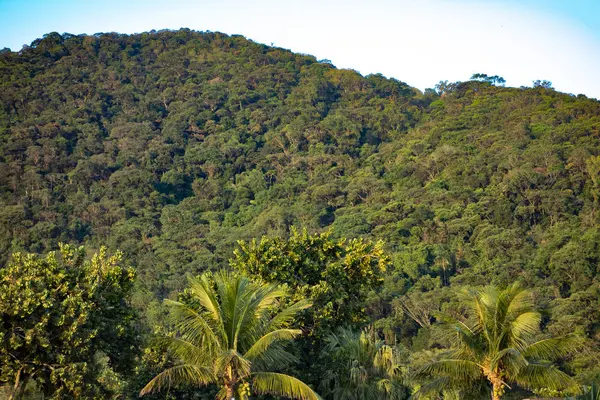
left=1, top=29, right=600, bottom=398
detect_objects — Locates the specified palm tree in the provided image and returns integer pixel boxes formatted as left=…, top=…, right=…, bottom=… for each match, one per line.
left=415, top=282, right=581, bottom=400
left=321, top=327, right=409, bottom=400
left=140, top=271, right=321, bottom=400
left=574, top=382, right=600, bottom=400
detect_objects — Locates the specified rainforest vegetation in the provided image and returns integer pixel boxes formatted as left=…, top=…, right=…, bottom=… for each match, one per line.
left=1, top=29, right=600, bottom=399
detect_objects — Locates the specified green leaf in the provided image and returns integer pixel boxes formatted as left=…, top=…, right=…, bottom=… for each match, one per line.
left=252, top=372, right=322, bottom=400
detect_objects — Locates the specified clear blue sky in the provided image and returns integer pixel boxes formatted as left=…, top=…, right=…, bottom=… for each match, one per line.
left=1, top=0, right=599, bottom=99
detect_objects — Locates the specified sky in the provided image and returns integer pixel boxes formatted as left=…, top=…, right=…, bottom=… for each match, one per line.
left=1, top=0, right=600, bottom=99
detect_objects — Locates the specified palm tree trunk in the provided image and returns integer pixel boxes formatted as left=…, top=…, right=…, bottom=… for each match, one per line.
left=225, top=366, right=236, bottom=400
left=225, top=386, right=235, bottom=400
left=484, top=368, right=504, bottom=400
left=491, top=382, right=503, bottom=400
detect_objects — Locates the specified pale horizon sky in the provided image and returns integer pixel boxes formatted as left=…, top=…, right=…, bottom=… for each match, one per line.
left=1, top=0, right=600, bottom=99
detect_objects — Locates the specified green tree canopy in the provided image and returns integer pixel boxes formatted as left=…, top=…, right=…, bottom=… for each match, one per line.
left=0, top=244, right=136, bottom=399
left=470, top=73, right=506, bottom=86
left=2, top=29, right=600, bottom=395
left=231, top=229, right=390, bottom=334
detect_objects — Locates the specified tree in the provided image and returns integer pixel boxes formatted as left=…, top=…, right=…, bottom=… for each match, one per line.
left=3, top=28, right=600, bottom=395
left=0, top=244, right=136, bottom=400
left=140, top=271, right=320, bottom=400
left=321, top=327, right=409, bottom=400
left=415, top=283, right=580, bottom=400
left=577, top=382, right=600, bottom=400
left=231, top=228, right=390, bottom=334
left=470, top=73, right=506, bottom=86
left=533, top=80, right=553, bottom=89
left=434, top=80, right=455, bottom=95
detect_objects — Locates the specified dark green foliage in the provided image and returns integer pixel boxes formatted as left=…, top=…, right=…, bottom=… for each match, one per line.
left=575, top=382, right=600, bottom=400
left=470, top=73, right=506, bottom=86
left=231, top=229, right=390, bottom=393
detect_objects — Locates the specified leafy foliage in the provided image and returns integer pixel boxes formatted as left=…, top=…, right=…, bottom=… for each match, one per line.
left=321, top=327, right=409, bottom=400
left=414, top=283, right=581, bottom=399
left=1, top=28, right=600, bottom=397
left=140, top=271, right=319, bottom=400
left=231, top=229, right=389, bottom=333
left=0, top=244, right=136, bottom=399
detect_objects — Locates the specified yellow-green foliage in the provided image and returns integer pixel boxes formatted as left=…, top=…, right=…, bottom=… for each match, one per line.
left=0, top=244, right=135, bottom=399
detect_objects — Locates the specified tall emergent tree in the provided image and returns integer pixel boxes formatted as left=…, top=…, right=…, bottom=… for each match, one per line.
left=416, top=283, right=580, bottom=400
left=140, top=271, right=320, bottom=400
left=0, top=244, right=136, bottom=400
left=470, top=73, right=506, bottom=86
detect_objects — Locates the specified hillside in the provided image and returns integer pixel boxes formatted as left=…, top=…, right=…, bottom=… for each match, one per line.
left=2, top=29, right=600, bottom=396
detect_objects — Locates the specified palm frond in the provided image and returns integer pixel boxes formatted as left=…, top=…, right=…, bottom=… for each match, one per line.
left=244, top=328, right=302, bottom=360
left=213, top=271, right=244, bottom=347
left=160, top=335, right=207, bottom=365
left=215, top=386, right=228, bottom=400
left=139, top=364, right=215, bottom=396
left=223, top=273, right=251, bottom=348
left=324, top=327, right=361, bottom=352
left=164, top=299, right=221, bottom=351
left=523, top=335, right=583, bottom=361
left=515, top=362, right=579, bottom=392
left=467, top=289, right=493, bottom=345
left=188, top=274, right=225, bottom=337
left=373, top=345, right=395, bottom=373
left=231, top=280, right=262, bottom=350
left=266, top=299, right=312, bottom=331
left=215, top=348, right=252, bottom=380
left=577, top=382, right=600, bottom=400
left=489, top=347, right=527, bottom=373
left=493, top=285, right=514, bottom=342
left=411, top=376, right=453, bottom=398
left=436, top=312, right=482, bottom=354
left=252, top=283, right=287, bottom=315
left=188, top=275, right=224, bottom=328
left=231, top=278, right=290, bottom=352
left=376, top=377, right=392, bottom=393
left=250, top=342, right=299, bottom=372
left=414, top=359, right=482, bottom=381
left=252, top=372, right=322, bottom=400
left=509, top=311, right=541, bottom=340
left=505, top=285, right=535, bottom=317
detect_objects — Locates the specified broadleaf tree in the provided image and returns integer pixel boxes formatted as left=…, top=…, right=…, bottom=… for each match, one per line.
left=0, top=244, right=136, bottom=400
left=231, top=228, right=390, bottom=335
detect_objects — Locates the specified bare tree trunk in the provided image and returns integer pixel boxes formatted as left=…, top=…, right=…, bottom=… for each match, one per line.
left=8, top=367, right=26, bottom=400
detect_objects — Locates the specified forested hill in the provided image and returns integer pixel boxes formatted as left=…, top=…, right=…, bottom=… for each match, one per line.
left=2, top=29, right=600, bottom=380
left=0, top=28, right=424, bottom=291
